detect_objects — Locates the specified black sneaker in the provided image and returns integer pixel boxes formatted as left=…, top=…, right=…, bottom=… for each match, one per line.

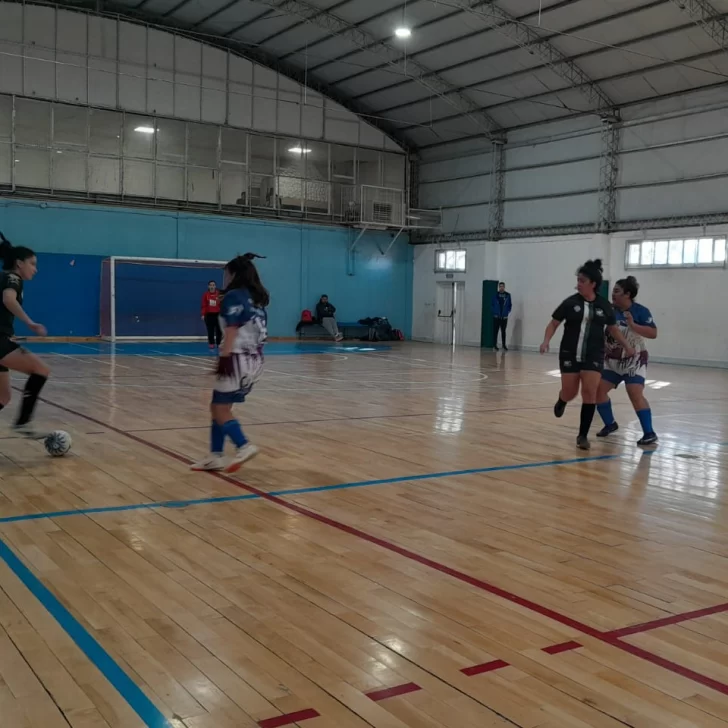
left=576, top=436, right=591, bottom=450
left=637, top=432, right=658, bottom=446
left=494, top=346, right=499, bottom=351
left=596, top=422, right=619, bottom=438
left=503, top=346, right=508, bottom=351
left=554, top=399, right=566, bottom=418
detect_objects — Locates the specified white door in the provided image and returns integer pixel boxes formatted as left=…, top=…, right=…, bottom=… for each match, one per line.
left=435, top=282, right=465, bottom=347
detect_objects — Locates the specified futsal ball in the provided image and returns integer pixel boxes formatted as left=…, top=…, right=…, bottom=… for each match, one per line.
left=44, top=430, right=72, bottom=457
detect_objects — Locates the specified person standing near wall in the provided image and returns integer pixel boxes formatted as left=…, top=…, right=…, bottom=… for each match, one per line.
left=316, top=295, right=344, bottom=342
left=491, top=282, right=512, bottom=351
left=201, top=280, right=222, bottom=350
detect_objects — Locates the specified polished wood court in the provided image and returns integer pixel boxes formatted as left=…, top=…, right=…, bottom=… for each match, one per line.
left=1, top=341, right=728, bottom=728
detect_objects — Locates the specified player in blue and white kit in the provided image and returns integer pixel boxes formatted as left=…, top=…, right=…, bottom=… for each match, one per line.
left=596, top=276, right=658, bottom=446
left=191, top=253, right=268, bottom=473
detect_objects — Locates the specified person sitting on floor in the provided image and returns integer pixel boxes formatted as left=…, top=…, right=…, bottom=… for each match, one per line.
left=316, top=295, right=343, bottom=342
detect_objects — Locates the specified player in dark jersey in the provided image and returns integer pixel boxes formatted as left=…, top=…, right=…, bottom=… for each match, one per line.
left=0, top=234, right=51, bottom=437
left=596, top=276, right=658, bottom=446
left=191, top=253, right=268, bottom=474
left=540, top=259, right=634, bottom=450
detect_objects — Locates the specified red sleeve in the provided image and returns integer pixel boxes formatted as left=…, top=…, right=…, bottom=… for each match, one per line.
left=201, top=293, right=208, bottom=316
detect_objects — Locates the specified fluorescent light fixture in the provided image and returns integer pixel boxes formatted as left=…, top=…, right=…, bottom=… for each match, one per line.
left=134, top=126, right=155, bottom=134
left=395, top=27, right=411, bottom=38
left=288, top=146, right=311, bottom=153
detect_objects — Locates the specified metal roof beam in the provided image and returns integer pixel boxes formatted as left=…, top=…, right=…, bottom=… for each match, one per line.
left=669, top=0, right=728, bottom=47
left=245, top=0, right=503, bottom=140
left=437, top=0, right=615, bottom=112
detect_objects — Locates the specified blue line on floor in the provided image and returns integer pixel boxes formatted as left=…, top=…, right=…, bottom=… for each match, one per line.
left=0, top=455, right=619, bottom=526
left=0, top=537, right=172, bottom=728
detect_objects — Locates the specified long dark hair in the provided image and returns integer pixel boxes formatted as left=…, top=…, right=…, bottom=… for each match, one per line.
left=615, top=275, right=639, bottom=299
left=224, top=253, right=269, bottom=307
left=577, top=258, right=603, bottom=291
left=0, top=232, right=35, bottom=272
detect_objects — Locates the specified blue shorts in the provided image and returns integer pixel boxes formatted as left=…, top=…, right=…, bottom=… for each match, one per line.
left=602, top=369, right=645, bottom=387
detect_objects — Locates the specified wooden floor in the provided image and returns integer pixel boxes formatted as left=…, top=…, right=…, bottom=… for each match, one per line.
left=2, top=341, right=728, bottom=728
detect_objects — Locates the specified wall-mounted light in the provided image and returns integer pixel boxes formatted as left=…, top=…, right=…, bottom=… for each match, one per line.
left=134, top=126, right=155, bottom=134
left=395, top=27, right=411, bottom=38
left=288, top=146, right=311, bottom=154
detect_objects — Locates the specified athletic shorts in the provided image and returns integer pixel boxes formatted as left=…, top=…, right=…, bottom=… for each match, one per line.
left=602, top=368, right=645, bottom=387
left=559, top=355, right=603, bottom=374
left=212, top=353, right=264, bottom=404
left=0, top=336, right=21, bottom=373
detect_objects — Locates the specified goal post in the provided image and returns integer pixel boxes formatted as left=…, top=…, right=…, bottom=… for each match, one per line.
left=100, top=256, right=228, bottom=342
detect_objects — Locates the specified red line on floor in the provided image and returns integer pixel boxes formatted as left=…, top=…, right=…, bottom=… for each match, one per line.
left=606, top=602, right=728, bottom=638
left=542, top=640, right=582, bottom=655
left=366, top=682, right=421, bottom=701
left=461, top=659, right=509, bottom=676
left=258, top=709, right=320, bottom=728
left=39, top=396, right=728, bottom=700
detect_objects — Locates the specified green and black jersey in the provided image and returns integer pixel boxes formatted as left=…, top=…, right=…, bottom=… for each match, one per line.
left=0, top=271, right=23, bottom=337
left=552, top=293, right=616, bottom=364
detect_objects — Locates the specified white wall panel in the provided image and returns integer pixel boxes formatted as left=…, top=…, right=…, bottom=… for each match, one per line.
left=620, top=138, right=728, bottom=186
left=0, top=3, right=402, bottom=152
left=441, top=205, right=489, bottom=232
left=504, top=193, right=598, bottom=228
left=420, top=176, right=489, bottom=208
left=505, top=132, right=600, bottom=167
left=617, top=178, right=728, bottom=221
left=0, top=43, right=23, bottom=94
left=505, top=159, right=599, bottom=198
left=420, top=152, right=491, bottom=182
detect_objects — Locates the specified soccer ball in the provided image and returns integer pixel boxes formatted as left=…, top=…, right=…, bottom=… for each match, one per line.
left=44, top=430, right=72, bottom=457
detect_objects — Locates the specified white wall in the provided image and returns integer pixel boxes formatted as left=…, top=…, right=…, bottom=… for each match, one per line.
left=413, top=226, right=728, bottom=366
left=412, top=241, right=498, bottom=346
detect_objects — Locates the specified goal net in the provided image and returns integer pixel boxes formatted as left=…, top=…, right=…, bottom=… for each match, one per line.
left=100, top=257, right=226, bottom=341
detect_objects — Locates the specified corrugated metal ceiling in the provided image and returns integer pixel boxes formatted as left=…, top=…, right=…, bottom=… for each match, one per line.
left=52, top=0, right=728, bottom=150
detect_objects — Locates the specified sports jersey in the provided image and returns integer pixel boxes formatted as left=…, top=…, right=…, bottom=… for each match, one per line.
left=0, top=271, right=23, bottom=337
left=604, top=302, right=655, bottom=378
left=213, top=287, right=267, bottom=404
left=220, top=287, right=267, bottom=355
left=552, top=293, right=616, bottom=363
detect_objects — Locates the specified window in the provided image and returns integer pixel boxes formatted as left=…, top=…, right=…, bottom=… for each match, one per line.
left=435, top=249, right=466, bottom=272
left=626, top=237, right=726, bottom=269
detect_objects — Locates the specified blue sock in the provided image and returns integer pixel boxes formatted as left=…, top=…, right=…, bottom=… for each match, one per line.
left=636, top=408, right=653, bottom=435
left=597, top=400, right=615, bottom=426
left=210, top=421, right=224, bottom=454
left=221, top=419, right=247, bottom=448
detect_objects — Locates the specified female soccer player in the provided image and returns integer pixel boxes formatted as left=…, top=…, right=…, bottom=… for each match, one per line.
left=191, top=253, right=268, bottom=473
left=540, top=259, right=634, bottom=450
left=0, top=234, right=50, bottom=437
left=596, top=276, right=658, bottom=445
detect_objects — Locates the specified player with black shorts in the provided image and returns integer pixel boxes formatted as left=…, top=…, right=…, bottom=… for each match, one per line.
left=540, top=259, right=634, bottom=450
left=0, top=234, right=51, bottom=437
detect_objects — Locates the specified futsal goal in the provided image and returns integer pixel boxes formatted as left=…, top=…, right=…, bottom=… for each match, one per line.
left=100, top=257, right=227, bottom=342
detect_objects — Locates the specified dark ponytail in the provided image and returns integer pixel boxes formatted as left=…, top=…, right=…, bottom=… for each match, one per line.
left=224, top=253, right=269, bottom=307
left=0, top=232, right=35, bottom=272
left=616, top=275, right=639, bottom=299
left=577, top=258, right=603, bottom=290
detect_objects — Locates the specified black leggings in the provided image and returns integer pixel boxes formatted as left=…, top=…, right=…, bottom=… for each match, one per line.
left=204, top=313, right=222, bottom=346
left=493, top=317, right=508, bottom=348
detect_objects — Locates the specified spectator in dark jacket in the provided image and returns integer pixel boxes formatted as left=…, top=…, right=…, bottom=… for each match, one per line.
left=316, top=295, right=343, bottom=342
left=491, top=282, right=512, bottom=351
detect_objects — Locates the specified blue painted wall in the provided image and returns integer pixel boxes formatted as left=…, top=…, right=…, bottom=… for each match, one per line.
left=0, top=199, right=412, bottom=338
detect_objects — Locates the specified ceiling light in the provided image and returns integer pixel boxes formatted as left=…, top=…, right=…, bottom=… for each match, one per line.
left=395, top=27, right=411, bottom=38
left=134, top=126, right=155, bottom=134
left=288, top=146, right=311, bottom=153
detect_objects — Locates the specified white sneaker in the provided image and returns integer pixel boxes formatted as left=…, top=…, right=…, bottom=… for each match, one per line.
left=335, top=334, right=344, bottom=342
left=224, top=443, right=259, bottom=473
left=190, top=455, right=225, bottom=471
